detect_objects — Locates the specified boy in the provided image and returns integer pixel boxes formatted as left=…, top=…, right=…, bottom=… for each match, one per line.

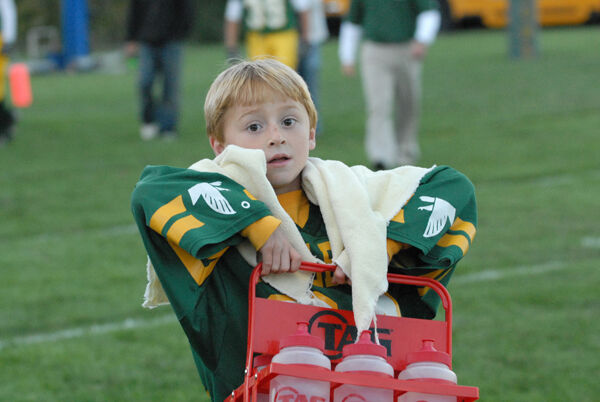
left=131, top=58, right=477, bottom=401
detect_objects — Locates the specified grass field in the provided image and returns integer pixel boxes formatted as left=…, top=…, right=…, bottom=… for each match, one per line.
left=1, top=26, right=599, bottom=401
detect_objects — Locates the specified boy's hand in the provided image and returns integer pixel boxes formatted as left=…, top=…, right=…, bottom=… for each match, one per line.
left=258, top=227, right=302, bottom=276
left=332, top=265, right=351, bottom=285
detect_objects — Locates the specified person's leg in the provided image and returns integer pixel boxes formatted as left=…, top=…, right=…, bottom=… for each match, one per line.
left=393, top=44, right=422, bottom=166
left=157, top=41, right=182, bottom=137
left=267, top=29, right=298, bottom=70
left=0, top=48, right=14, bottom=145
left=298, top=43, right=322, bottom=133
left=138, top=44, right=158, bottom=139
left=246, top=31, right=269, bottom=61
left=361, top=41, right=396, bottom=168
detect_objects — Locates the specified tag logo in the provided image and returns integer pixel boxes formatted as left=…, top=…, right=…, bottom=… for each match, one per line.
left=418, top=196, right=456, bottom=238
left=188, top=182, right=236, bottom=215
left=308, top=310, right=391, bottom=361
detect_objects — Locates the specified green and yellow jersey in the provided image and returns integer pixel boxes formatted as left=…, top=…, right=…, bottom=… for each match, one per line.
left=232, top=0, right=300, bottom=34
left=130, top=164, right=476, bottom=401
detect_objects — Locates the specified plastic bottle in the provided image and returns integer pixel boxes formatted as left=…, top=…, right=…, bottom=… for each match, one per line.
left=333, top=330, right=394, bottom=402
left=254, top=354, right=272, bottom=402
left=397, top=339, right=457, bottom=402
left=269, top=322, right=331, bottom=402
left=9, top=63, right=33, bottom=108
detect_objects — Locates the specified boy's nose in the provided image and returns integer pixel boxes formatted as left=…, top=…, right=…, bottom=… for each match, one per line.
left=267, top=125, right=286, bottom=145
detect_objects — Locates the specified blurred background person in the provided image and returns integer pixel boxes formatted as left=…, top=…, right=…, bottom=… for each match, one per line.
left=297, top=0, right=328, bottom=135
left=224, top=0, right=310, bottom=70
left=339, top=0, right=441, bottom=169
left=0, top=0, right=16, bottom=146
left=125, top=0, right=195, bottom=141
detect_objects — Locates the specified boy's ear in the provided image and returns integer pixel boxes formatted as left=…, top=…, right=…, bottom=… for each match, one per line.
left=209, top=136, right=226, bottom=155
left=308, top=127, right=316, bottom=151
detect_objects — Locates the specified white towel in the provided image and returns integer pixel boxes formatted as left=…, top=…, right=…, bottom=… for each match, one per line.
left=143, top=145, right=430, bottom=333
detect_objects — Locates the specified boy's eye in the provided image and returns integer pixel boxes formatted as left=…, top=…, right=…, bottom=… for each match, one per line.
left=247, top=123, right=261, bottom=132
left=282, top=117, right=296, bottom=127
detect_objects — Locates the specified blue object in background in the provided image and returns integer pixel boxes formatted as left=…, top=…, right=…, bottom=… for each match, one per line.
left=61, top=0, right=90, bottom=67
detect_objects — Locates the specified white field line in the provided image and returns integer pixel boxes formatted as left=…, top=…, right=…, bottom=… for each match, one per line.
left=0, top=260, right=574, bottom=351
left=452, top=261, right=566, bottom=285
left=581, top=236, right=600, bottom=249
left=530, top=168, right=600, bottom=187
left=0, top=315, right=175, bottom=351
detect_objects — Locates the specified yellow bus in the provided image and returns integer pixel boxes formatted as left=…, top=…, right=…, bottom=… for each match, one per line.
left=323, top=0, right=350, bottom=17
left=442, top=0, right=600, bottom=28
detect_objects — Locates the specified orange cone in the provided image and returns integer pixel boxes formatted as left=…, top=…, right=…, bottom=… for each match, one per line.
left=9, top=63, right=33, bottom=108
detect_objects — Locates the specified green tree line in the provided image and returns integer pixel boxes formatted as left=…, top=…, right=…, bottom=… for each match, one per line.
left=15, top=0, right=227, bottom=52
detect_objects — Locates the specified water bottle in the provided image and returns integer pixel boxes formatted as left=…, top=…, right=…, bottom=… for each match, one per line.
left=333, top=330, right=394, bottom=402
left=397, top=339, right=457, bottom=402
left=254, top=354, right=272, bottom=402
left=269, top=322, right=331, bottom=402
left=9, top=63, right=33, bottom=108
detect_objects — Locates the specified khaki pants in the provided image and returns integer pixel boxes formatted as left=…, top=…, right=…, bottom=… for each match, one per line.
left=361, top=41, right=422, bottom=167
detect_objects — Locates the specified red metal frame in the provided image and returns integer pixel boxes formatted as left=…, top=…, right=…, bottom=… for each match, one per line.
left=225, top=262, right=479, bottom=401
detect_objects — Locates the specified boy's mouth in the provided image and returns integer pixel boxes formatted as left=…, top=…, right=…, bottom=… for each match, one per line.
left=268, top=154, right=291, bottom=164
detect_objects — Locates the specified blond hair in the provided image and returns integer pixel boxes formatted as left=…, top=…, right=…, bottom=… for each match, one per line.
left=204, top=58, right=318, bottom=141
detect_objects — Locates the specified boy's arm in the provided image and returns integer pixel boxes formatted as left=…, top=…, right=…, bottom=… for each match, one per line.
left=132, top=166, right=275, bottom=261
left=385, top=166, right=477, bottom=316
left=224, top=0, right=242, bottom=59
left=240, top=216, right=302, bottom=275
left=133, top=165, right=305, bottom=275
left=387, top=166, right=477, bottom=268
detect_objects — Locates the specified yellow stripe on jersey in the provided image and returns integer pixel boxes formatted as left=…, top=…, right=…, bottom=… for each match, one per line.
left=450, top=217, right=476, bottom=241
left=166, top=215, right=205, bottom=245
left=417, top=268, right=452, bottom=297
left=387, top=238, right=411, bottom=261
left=240, top=216, right=281, bottom=250
left=266, top=292, right=338, bottom=309
left=243, top=189, right=257, bottom=200
left=317, top=240, right=332, bottom=263
left=437, top=233, right=470, bottom=255
left=313, top=291, right=338, bottom=309
left=169, top=241, right=228, bottom=286
left=391, top=209, right=405, bottom=224
left=267, top=294, right=295, bottom=302
left=149, top=195, right=186, bottom=234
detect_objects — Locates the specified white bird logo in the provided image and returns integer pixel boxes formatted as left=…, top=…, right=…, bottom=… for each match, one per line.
left=188, top=181, right=236, bottom=215
left=418, top=196, right=456, bottom=238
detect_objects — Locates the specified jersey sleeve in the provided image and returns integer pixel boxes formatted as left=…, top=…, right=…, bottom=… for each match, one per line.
left=387, top=165, right=477, bottom=267
left=132, top=165, right=274, bottom=260
left=386, top=165, right=477, bottom=317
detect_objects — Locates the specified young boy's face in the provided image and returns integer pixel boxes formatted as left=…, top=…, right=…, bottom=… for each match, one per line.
left=210, top=93, right=316, bottom=195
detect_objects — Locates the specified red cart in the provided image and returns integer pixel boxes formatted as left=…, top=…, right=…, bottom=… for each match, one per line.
left=225, top=262, right=479, bottom=401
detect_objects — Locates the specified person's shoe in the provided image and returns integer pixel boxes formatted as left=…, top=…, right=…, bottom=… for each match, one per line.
left=140, top=123, right=159, bottom=140
left=160, top=131, right=178, bottom=141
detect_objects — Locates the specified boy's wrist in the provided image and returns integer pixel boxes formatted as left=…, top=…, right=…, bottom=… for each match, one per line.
left=241, top=216, right=281, bottom=250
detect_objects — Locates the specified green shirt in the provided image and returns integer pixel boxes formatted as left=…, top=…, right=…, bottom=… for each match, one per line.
left=130, top=164, right=476, bottom=401
left=346, top=0, right=439, bottom=43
